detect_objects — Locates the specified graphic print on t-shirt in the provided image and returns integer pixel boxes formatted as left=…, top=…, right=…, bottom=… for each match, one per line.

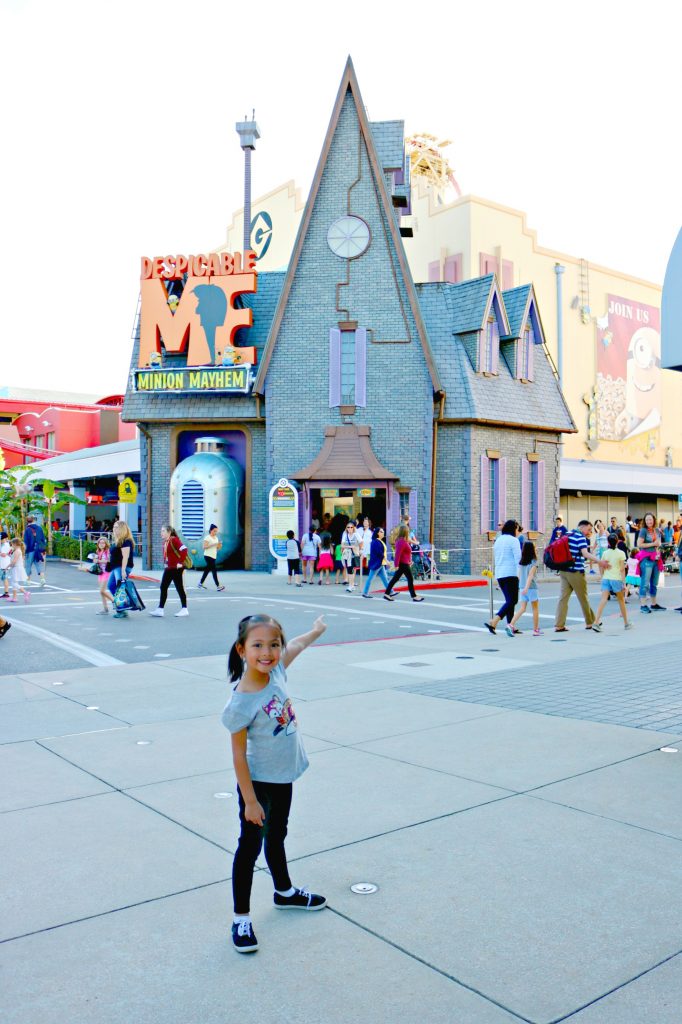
left=262, top=694, right=298, bottom=736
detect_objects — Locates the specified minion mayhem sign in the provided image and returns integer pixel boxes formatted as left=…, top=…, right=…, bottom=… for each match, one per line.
left=132, top=251, right=259, bottom=394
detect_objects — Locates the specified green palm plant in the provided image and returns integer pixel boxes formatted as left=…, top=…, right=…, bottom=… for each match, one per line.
left=0, top=467, right=86, bottom=553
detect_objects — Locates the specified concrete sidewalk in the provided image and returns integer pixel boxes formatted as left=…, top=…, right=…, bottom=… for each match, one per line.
left=2, top=612, right=682, bottom=1023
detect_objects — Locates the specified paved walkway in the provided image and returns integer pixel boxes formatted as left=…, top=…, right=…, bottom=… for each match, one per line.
left=2, top=608, right=682, bottom=1023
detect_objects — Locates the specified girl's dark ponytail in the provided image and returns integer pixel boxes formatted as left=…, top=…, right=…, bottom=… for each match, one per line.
left=228, top=642, right=243, bottom=682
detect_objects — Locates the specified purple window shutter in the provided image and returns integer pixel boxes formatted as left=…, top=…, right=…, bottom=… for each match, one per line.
left=502, top=260, right=514, bottom=290
left=480, top=253, right=498, bottom=276
left=428, top=260, right=441, bottom=282
left=480, top=455, right=490, bottom=533
left=498, top=458, right=507, bottom=523
left=354, top=328, right=367, bottom=407
left=408, top=489, right=418, bottom=533
left=386, top=484, right=400, bottom=533
left=521, top=459, right=530, bottom=530
left=444, top=255, right=461, bottom=283
left=329, top=328, right=341, bottom=407
left=491, top=325, right=500, bottom=374
left=526, top=335, right=535, bottom=381
left=537, top=461, right=546, bottom=532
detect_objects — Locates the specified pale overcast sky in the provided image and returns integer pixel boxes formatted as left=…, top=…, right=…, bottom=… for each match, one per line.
left=2, top=0, right=679, bottom=396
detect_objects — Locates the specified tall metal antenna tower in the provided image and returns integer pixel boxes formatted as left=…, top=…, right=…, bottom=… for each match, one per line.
left=235, top=110, right=260, bottom=254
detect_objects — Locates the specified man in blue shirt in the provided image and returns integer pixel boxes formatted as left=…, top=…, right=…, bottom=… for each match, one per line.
left=554, top=520, right=609, bottom=631
left=24, top=516, right=47, bottom=587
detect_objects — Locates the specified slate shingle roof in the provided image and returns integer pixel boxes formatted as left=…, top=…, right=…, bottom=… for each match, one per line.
left=416, top=282, right=576, bottom=432
left=370, top=120, right=405, bottom=171
left=501, top=285, right=531, bottom=339
left=448, top=274, right=496, bottom=333
left=234, top=271, right=285, bottom=357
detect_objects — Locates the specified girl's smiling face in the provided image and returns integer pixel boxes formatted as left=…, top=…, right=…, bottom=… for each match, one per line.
left=238, top=625, right=283, bottom=680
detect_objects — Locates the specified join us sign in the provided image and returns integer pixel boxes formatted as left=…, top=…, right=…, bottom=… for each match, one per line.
left=268, top=479, right=299, bottom=560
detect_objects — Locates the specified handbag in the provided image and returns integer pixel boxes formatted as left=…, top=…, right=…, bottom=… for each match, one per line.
left=183, top=551, right=193, bottom=570
left=87, top=563, right=102, bottom=575
left=123, top=578, right=146, bottom=611
left=113, top=582, right=132, bottom=611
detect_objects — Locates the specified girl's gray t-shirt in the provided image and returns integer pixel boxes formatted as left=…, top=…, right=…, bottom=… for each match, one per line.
left=221, top=662, right=309, bottom=783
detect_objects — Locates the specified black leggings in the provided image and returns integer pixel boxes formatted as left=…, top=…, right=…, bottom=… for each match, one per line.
left=386, top=563, right=417, bottom=598
left=496, top=575, right=519, bottom=623
left=159, top=568, right=187, bottom=608
left=232, top=781, right=293, bottom=914
left=199, top=556, right=219, bottom=586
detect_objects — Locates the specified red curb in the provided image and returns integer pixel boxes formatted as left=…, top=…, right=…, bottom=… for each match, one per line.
left=382, top=580, right=488, bottom=593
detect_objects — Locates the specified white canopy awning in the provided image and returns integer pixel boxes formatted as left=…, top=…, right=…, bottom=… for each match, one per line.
left=561, top=458, right=682, bottom=497
left=33, top=440, right=140, bottom=483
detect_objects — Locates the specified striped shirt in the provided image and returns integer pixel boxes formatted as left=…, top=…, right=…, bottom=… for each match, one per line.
left=566, top=529, right=589, bottom=573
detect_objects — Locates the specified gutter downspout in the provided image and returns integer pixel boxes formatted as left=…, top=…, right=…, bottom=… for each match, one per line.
left=137, top=424, right=153, bottom=569
left=554, top=263, right=565, bottom=386
left=429, top=392, right=446, bottom=545
left=554, top=263, right=566, bottom=519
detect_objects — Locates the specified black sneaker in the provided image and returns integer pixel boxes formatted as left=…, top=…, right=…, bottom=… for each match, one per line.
left=651, top=604, right=666, bottom=611
left=232, top=919, right=258, bottom=953
left=273, top=886, right=326, bottom=911
left=383, top=593, right=394, bottom=602
left=0, top=622, right=11, bottom=639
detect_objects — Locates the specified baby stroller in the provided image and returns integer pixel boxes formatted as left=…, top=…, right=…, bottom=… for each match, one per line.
left=411, top=544, right=441, bottom=581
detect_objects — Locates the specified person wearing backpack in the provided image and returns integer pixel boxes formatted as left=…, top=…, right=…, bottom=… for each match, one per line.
left=554, top=520, right=609, bottom=632
left=549, top=516, right=568, bottom=546
left=150, top=525, right=189, bottom=617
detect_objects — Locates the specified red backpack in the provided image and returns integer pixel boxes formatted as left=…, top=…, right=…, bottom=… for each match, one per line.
left=543, top=534, right=574, bottom=570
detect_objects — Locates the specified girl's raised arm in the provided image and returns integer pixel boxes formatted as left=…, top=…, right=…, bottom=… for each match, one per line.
left=282, top=616, right=327, bottom=668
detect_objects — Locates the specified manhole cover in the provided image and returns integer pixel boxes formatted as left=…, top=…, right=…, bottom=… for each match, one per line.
left=350, top=882, right=379, bottom=894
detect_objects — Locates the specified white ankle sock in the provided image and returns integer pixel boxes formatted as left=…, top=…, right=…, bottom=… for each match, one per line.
left=233, top=914, right=251, bottom=924
left=276, top=886, right=296, bottom=897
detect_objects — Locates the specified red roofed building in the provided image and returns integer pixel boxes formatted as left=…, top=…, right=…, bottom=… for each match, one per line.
left=0, top=388, right=136, bottom=469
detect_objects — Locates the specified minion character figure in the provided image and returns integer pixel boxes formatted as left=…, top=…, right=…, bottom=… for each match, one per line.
left=624, top=326, right=661, bottom=438
left=167, top=294, right=180, bottom=313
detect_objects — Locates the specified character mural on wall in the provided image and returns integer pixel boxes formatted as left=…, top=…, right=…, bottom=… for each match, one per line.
left=596, top=295, right=661, bottom=441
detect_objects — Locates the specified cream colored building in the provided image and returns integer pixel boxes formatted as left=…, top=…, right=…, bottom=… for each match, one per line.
left=222, top=178, right=682, bottom=526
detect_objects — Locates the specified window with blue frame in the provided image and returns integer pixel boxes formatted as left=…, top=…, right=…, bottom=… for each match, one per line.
left=340, top=331, right=355, bottom=404
left=329, top=327, right=367, bottom=407
left=519, top=322, right=534, bottom=380
left=529, top=459, right=538, bottom=530
left=488, top=457, right=498, bottom=529
left=482, top=316, right=499, bottom=373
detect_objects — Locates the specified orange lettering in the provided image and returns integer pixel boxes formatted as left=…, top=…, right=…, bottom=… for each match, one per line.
left=220, top=252, right=234, bottom=275
left=245, top=250, right=257, bottom=272
left=175, top=255, right=188, bottom=276
left=153, top=257, right=165, bottom=278
left=208, top=253, right=222, bottom=276
left=161, top=257, right=175, bottom=280
left=141, top=257, right=153, bottom=280
left=233, top=251, right=242, bottom=273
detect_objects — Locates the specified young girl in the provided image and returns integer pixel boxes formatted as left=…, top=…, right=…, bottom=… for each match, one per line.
left=94, top=536, right=113, bottom=614
left=150, top=525, right=189, bottom=617
left=592, top=534, right=632, bottom=631
left=222, top=613, right=328, bottom=954
left=9, top=539, right=30, bottom=603
left=625, top=552, right=640, bottom=599
left=510, top=541, right=541, bottom=635
left=316, top=533, right=333, bottom=584
left=285, top=530, right=302, bottom=587
left=333, top=540, right=345, bottom=584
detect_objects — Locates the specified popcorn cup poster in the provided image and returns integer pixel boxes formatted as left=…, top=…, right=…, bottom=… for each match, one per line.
left=596, top=295, right=661, bottom=441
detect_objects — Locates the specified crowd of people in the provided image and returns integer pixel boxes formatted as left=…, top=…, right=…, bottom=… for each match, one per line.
left=487, top=513, right=682, bottom=637
left=283, top=511, right=425, bottom=601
